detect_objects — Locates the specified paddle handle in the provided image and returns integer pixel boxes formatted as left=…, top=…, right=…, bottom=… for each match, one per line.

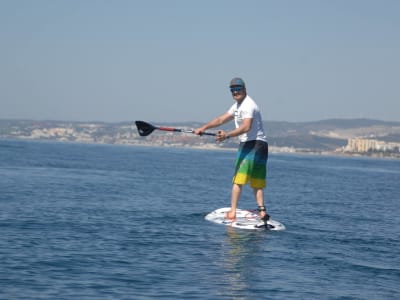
left=195, top=131, right=216, bottom=136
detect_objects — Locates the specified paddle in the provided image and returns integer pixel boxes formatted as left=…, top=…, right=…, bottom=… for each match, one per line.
left=135, top=121, right=216, bottom=137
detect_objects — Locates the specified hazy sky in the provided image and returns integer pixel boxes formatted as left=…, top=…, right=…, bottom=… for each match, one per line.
left=1, top=0, right=399, bottom=123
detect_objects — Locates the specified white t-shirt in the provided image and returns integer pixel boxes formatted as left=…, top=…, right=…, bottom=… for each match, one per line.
left=227, top=95, right=267, bottom=143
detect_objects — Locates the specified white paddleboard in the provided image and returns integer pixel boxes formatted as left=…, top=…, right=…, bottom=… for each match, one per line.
left=205, top=207, right=285, bottom=231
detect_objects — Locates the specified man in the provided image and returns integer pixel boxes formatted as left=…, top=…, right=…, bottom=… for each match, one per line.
left=194, top=77, right=270, bottom=222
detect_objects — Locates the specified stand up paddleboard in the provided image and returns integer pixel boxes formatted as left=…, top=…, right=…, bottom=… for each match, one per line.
left=205, top=207, right=285, bottom=231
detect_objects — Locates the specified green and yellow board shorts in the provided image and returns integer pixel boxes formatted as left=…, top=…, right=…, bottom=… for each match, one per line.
left=233, top=140, right=268, bottom=189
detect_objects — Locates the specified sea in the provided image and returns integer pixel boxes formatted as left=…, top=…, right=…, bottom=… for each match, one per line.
left=0, top=139, right=399, bottom=300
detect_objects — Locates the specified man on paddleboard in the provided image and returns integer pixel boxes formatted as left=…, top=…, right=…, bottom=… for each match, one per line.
left=194, top=77, right=270, bottom=222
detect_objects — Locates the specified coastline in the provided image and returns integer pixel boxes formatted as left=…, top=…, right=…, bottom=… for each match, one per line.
left=1, top=118, right=399, bottom=159
left=1, top=137, right=398, bottom=160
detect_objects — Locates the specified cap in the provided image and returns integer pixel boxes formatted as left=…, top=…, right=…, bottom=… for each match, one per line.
left=229, top=77, right=245, bottom=88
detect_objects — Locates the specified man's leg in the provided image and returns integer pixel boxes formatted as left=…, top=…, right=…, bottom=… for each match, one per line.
left=253, top=188, right=268, bottom=220
left=226, top=183, right=242, bottom=219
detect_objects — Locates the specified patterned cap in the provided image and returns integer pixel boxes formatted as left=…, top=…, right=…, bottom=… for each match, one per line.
left=229, top=77, right=245, bottom=87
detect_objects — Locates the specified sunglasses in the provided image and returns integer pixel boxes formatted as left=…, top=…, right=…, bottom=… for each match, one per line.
left=230, top=86, right=243, bottom=93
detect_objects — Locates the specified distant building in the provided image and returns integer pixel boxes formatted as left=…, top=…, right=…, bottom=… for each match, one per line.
left=344, top=138, right=400, bottom=153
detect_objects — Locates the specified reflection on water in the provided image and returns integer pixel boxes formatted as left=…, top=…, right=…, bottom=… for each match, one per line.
left=217, top=227, right=268, bottom=298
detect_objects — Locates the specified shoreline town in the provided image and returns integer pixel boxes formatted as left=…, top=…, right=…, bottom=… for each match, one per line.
left=1, top=119, right=399, bottom=159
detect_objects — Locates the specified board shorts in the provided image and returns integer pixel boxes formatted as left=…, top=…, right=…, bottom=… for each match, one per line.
left=232, top=140, right=268, bottom=189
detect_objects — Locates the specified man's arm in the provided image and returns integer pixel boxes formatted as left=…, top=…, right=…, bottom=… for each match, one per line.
left=194, top=112, right=233, bottom=135
left=216, top=118, right=253, bottom=141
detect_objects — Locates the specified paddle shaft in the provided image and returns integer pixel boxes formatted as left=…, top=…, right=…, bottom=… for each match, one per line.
left=157, top=126, right=216, bottom=136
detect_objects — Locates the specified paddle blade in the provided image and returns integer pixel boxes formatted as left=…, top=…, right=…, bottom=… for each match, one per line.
left=135, top=121, right=156, bottom=136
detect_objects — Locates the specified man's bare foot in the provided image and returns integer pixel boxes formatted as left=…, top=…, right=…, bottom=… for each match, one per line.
left=225, top=210, right=236, bottom=220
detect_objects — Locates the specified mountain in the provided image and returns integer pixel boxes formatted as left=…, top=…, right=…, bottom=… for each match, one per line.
left=163, top=118, right=400, bottom=151
left=1, top=118, right=400, bottom=155
left=265, top=119, right=400, bottom=151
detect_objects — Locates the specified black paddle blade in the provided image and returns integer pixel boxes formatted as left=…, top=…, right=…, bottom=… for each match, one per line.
left=135, top=121, right=156, bottom=136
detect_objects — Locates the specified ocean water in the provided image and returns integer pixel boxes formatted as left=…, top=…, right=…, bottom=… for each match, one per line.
left=0, top=139, right=399, bottom=300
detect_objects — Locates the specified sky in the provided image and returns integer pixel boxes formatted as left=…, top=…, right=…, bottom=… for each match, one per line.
left=0, top=0, right=399, bottom=123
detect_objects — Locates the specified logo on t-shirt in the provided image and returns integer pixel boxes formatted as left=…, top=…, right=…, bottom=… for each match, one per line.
left=234, top=109, right=241, bottom=122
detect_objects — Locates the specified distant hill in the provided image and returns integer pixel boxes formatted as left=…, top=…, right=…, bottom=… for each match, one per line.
left=1, top=118, right=400, bottom=153
left=265, top=118, right=400, bottom=151
left=266, top=118, right=398, bottom=133
left=160, top=118, right=400, bottom=151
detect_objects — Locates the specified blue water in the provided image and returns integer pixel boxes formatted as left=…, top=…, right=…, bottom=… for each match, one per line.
left=0, top=139, right=399, bottom=300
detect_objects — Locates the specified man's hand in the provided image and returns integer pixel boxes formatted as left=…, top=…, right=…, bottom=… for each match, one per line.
left=193, top=128, right=205, bottom=136
left=216, top=130, right=229, bottom=142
